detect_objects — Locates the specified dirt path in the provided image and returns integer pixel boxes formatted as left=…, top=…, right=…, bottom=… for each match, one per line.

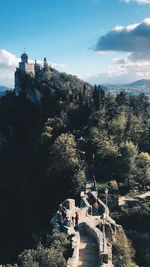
left=119, top=191, right=150, bottom=206
left=137, top=191, right=150, bottom=199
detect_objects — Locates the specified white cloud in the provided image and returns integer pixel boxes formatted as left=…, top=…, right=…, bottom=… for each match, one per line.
left=0, top=50, right=18, bottom=87
left=93, top=18, right=150, bottom=60
left=124, top=0, right=150, bottom=4
left=51, top=62, right=67, bottom=68
left=90, top=16, right=150, bottom=84
left=109, top=55, right=150, bottom=77
left=90, top=18, right=150, bottom=83
left=29, top=59, right=66, bottom=69
left=0, top=49, right=18, bottom=70
left=86, top=53, right=150, bottom=84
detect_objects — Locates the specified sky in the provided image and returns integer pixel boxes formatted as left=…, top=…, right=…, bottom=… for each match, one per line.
left=1, top=0, right=150, bottom=87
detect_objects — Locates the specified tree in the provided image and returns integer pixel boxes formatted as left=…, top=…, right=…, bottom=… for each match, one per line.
left=89, top=108, right=106, bottom=129
left=109, top=112, right=127, bottom=144
left=18, top=231, right=70, bottom=267
left=41, top=118, right=53, bottom=144
left=112, top=234, right=136, bottom=267
left=136, top=152, right=150, bottom=189
left=49, top=133, right=85, bottom=196
left=50, top=133, right=78, bottom=171
left=117, top=141, right=138, bottom=189
left=87, top=127, right=118, bottom=180
left=116, top=91, right=128, bottom=106
left=126, top=114, right=143, bottom=144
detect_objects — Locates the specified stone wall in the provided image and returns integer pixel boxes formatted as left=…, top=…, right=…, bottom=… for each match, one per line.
left=51, top=199, right=80, bottom=267
left=80, top=190, right=109, bottom=217
left=19, top=62, right=35, bottom=75
left=67, top=232, right=80, bottom=267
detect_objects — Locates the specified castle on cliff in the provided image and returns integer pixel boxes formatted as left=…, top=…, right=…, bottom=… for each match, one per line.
left=15, top=53, right=49, bottom=95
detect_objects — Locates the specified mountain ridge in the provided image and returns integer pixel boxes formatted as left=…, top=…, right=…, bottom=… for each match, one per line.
left=0, top=85, right=11, bottom=91
left=102, top=79, right=150, bottom=88
left=0, top=86, right=12, bottom=97
left=101, top=79, right=150, bottom=97
left=126, top=79, right=150, bottom=88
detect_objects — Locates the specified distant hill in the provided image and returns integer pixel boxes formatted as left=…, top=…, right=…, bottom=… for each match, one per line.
left=102, top=79, right=150, bottom=97
left=0, top=85, right=11, bottom=91
left=0, top=85, right=11, bottom=97
left=0, top=86, right=12, bottom=97
left=126, top=79, right=150, bottom=88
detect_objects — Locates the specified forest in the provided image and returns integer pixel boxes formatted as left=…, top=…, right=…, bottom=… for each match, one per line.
left=0, top=67, right=150, bottom=266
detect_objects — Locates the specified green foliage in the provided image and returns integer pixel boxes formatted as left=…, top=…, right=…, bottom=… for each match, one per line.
left=41, top=118, right=53, bottom=144
left=113, top=203, right=150, bottom=267
left=49, top=133, right=85, bottom=196
left=1, top=66, right=150, bottom=265
left=128, top=231, right=150, bottom=267
left=18, top=230, right=70, bottom=267
left=112, top=234, right=136, bottom=267
left=50, top=133, right=79, bottom=171
left=41, top=116, right=65, bottom=145
left=136, top=152, right=150, bottom=189
left=116, top=141, right=138, bottom=187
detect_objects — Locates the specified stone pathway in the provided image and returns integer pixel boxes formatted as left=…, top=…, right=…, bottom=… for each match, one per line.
left=77, top=229, right=99, bottom=267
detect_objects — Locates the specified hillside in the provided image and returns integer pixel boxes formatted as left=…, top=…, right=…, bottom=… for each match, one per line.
left=0, top=68, right=94, bottom=264
left=14, top=67, right=93, bottom=103
left=0, top=86, right=11, bottom=97
left=0, top=68, right=150, bottom=266
left=0, top=86, right=10, bottom=91
left=102, top=79, right=150, bottom=97
left=127, top=79, right=150, bottom=88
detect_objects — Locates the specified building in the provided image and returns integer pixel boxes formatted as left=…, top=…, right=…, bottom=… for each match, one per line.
left=15, top=53, right=50, bottom=95
left=19, top=53, right=35, bottom=75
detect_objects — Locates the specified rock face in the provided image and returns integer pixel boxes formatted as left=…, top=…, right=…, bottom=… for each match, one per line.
left=14, top=53, right=46, bottom=97
left=14, top=69, right=43, bottom=103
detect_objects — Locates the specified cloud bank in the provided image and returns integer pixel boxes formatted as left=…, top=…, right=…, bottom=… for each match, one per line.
left=90, top=18, right=150, bottom=84
left=0, top=50, right=18, bottom=87
left=124, top=0, right=150, bottom=4
left=94, top=18, right=150, bottom=61
left=0, top=50, right=18, bottom=70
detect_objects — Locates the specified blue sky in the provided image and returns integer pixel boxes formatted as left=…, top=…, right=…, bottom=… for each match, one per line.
left=1, top=0, right=150, bottom=86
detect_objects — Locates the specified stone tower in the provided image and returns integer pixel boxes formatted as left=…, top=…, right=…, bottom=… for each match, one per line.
left=19, top=53, right=35, bottom=74
left=34, top=60, right=41, bottom=74
left=15, top=53, right=35, bottom=95
left=43, top=57, right=49, bottom=71
left=21, top=53, right=28, bottom=64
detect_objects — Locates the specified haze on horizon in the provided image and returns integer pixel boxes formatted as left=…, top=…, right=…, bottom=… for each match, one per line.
left=1, top=0, right=150, bottom=87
